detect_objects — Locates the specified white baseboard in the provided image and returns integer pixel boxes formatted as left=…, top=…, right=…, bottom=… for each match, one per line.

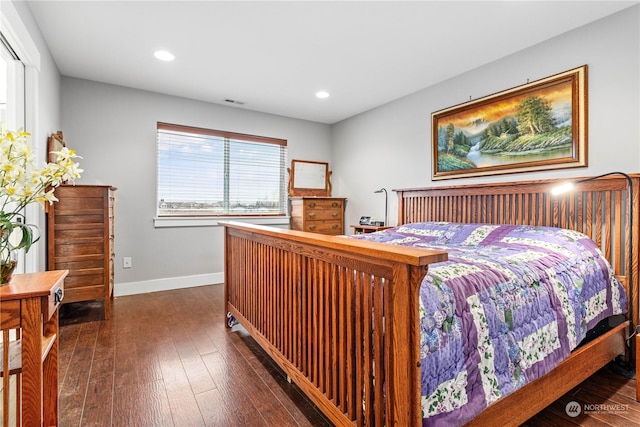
left=114, top=272, right=224, bottom=297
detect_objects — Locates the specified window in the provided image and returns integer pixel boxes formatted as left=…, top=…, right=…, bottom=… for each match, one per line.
left=0, top=32, right=25, bottom=130
left=156, top=122, right=288, bottom=217
left=1, top=32, right=26, bottom=272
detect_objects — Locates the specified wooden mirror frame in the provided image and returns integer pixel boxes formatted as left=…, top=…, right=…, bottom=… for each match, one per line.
left=47, top=131, right=66, bottom=163
left=288, top=159, right=332, bottom=197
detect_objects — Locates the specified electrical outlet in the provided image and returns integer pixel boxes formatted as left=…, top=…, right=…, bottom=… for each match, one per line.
left=123, top=257, right=132, bottom=269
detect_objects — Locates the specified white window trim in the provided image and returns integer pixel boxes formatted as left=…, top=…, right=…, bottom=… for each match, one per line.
left=0, top=2, right=40, bottom=72
left=2, top=0, right=42, bottom=273
left=153, top=215, right=290, bottom=228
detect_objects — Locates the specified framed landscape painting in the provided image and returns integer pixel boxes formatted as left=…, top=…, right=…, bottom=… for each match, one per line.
left=432, top=65, right=587, bottom=180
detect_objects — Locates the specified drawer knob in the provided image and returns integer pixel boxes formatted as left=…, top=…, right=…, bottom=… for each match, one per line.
left=332, top=202, right=338, bottom=207
left=309, top=225, right=316, bottom=230
left=309, top=202, right=316, bottom=208
left=332, top=213, right=338, bottom=218
left=54, top=288, right=64, bottom=304
left=309, top=213, right=316, bottom=218
left=332, top=224, right=339, bottom=229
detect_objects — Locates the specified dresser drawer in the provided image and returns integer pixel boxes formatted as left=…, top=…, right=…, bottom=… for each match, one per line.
left=63, top=270, right=105, bottom=289
left=304, top=209, right=342, bottom=221
left=303, top=199, right=343, bottom=210
left=304, top=221, right=343, bottom=235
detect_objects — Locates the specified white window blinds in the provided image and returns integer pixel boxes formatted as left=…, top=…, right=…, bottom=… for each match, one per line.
left=157, top=122, right=287, bottom=216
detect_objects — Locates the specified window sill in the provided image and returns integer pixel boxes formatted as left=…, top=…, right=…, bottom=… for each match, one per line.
left=153, top=216, right=291, bottom=228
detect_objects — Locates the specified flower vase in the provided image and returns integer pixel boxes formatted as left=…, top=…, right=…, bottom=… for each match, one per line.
left=0, top=251, right=18, bottom=285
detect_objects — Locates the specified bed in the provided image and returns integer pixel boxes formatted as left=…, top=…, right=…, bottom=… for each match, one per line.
left=221, top=174, right=638, bottom=426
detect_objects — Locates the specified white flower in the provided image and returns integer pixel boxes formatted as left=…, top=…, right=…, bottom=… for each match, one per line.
left=0, top=125, right=83, bottom=267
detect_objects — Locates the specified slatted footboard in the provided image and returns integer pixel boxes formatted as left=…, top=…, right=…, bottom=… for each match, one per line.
left=222, top=222, right=447, bottom=427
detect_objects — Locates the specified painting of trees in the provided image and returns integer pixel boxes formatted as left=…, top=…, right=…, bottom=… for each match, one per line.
left=432, top=65, right=587, bottom=180
left=516, top=96, right=555, bottom=136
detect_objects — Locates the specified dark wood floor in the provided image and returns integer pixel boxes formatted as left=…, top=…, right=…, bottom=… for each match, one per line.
left=58, top=284, right=640, bottom=426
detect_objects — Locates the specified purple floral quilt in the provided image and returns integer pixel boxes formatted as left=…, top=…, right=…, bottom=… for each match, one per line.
left=351, top=222, right=627, bottom=426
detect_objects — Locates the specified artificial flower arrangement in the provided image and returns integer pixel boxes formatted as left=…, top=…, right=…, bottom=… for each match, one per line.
left=0, top=125, right=82, bottom=283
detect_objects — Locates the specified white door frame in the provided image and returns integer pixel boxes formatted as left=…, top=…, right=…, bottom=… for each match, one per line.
left=1, top=0, right=42, bottom=273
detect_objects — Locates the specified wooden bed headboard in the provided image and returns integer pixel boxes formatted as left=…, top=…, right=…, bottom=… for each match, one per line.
left=395, top=174, right=640, bottom=329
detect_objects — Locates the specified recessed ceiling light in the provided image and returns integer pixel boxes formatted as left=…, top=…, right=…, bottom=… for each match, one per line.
left=316, top=91, right=330, bottom=99
left=154, top=50, right=175, bottom=62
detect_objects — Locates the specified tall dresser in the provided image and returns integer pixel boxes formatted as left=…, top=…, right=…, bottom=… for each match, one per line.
left=47, top=184, right=116, bottom=319
left=290, top=197, right=346, bottom=235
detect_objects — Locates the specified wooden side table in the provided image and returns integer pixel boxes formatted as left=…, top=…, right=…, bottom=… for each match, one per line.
left=0, top=270, right=68, bottom=426
left=350, top=224, right=393, bottom=235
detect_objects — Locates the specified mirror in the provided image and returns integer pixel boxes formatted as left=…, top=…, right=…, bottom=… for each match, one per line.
left=47, top=131, right=66, bottom=163
left=288, top=159, right=331, bottom=197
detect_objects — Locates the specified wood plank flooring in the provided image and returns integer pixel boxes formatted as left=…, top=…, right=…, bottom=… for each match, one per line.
left=58, top=284, right=640, bottom=426
left=58, top=284, right=331, bottom=427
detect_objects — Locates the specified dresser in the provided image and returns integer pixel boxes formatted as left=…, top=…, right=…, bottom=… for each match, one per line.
left=47, top=185, right=115, bottom=319
left=290, top=197, right=346, bottom=235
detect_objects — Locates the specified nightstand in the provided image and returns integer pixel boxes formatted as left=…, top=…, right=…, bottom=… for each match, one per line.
left=350, top=224, right=393, bottom=235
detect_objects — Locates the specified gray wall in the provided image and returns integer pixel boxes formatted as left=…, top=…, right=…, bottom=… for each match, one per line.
left=332, top=6, right=640, bottom=228
left=61, top=79, right=332, bottom=294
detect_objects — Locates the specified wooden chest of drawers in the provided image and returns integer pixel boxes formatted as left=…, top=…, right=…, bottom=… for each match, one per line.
left=290, top=197, right=346, bottom=235
left=47, top=185, right=115, bottom=319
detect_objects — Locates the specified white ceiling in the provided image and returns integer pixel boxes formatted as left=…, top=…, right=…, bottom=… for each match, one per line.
left=26, top=0, right=638, bottom=124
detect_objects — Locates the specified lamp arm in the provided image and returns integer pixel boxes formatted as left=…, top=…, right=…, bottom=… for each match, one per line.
left=374, top=188, right=389, bottom=226
left=575, top=171, right=633, bottom=185
left=384, top=189, right=388, bottom=226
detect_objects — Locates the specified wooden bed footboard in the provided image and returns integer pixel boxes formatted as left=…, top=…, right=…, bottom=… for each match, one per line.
left=222, top=222, right=447, bottom=426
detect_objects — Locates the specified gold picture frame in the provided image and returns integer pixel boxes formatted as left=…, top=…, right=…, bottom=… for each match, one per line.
left=432, top=65, right=588, bottom=180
